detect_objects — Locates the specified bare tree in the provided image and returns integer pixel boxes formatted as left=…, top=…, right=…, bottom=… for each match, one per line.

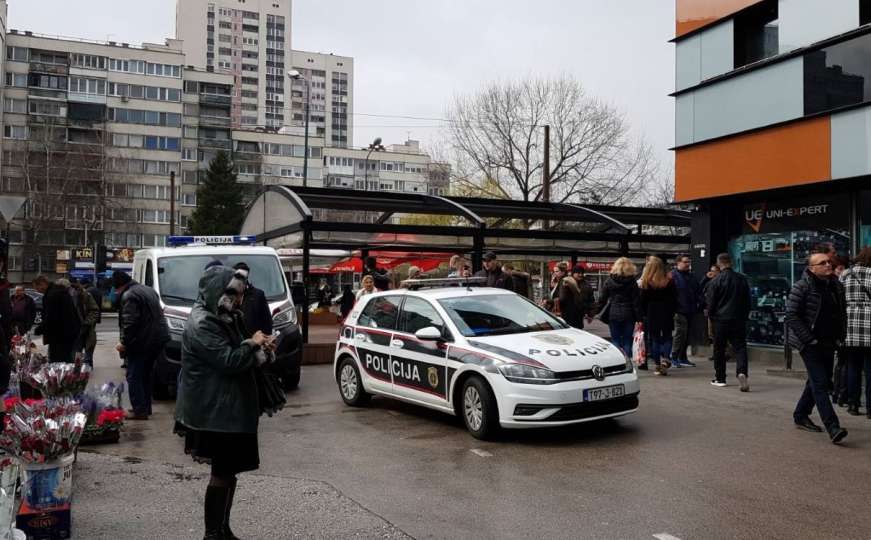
left=446, top=76, right=656, bottom=206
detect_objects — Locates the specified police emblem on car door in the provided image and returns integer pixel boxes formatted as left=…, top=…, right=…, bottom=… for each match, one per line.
left=388, top=296, right=449, bottom=405
left=354, top=295, right=403, bottom=394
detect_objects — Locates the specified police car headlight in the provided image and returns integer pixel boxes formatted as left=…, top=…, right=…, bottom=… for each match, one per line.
left=498, top=363, right=559, bottom=385
left=166, top=315, right=186, bottom=332
left=273, top=308, right=296, bottom=327
left=625, top=356, right=635, bottom=373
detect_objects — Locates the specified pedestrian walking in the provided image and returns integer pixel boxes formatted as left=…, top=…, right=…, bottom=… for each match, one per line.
left=640, top=256, right=678, bottom=375
left=233, top=262, right=273, bottom=337
left=356, top=275, right=376, bottom=301
left=83, top=279, right=103, bottom=324
left=706, top=253, right=751, bottom=390
left=671, top=255, right=701, bottom=367
left=700, top=265, right=720, bottom=360
left=339, top=285, right=355, bottom=320
left=9, top=285, right=36, bottom=336
left=113, top=270, right=170, bottom=420
left=598, top=257, right=641, bottom=360
left=559, top=265, right=594, bottom=330
left=475, top=252, right=514, bottom=291
left=72, top=281, right=100, bottom=366
left=840, top=248, right=871, bottom=419
left=175, top=265, right=275, bottom=540
left=787, top=252, right=849, bottom=444
left=33, top=276, right=82, bottom=363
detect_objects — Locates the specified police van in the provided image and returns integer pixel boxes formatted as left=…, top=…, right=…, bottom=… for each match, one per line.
left=133, top=236, right=302, bottom=397
left=334, top=277, right=639, bottom=440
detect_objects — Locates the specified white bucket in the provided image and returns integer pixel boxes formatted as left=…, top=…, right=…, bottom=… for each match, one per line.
left=21, top=455, right=74, bottom=511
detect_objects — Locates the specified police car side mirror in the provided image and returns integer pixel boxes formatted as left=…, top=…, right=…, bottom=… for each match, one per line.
left=415, top=327, right=442, bottom=341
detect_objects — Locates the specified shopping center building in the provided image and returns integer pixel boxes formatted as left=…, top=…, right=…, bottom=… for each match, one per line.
left=674, top=0, right=871, bottom=346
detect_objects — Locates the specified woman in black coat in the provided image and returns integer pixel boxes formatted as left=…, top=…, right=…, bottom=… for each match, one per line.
left=598, top=258, right=641, bottom=358
left=640, top=256, right=678, bottom=375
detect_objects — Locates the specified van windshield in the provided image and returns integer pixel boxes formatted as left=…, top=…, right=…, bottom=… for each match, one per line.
left=157, top=254, right=287, bottom=307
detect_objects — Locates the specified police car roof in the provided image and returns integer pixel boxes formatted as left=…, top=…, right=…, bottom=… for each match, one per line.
left=134, top=245, right=280, bottom=258
left=372, top=287, right=516, bottom=301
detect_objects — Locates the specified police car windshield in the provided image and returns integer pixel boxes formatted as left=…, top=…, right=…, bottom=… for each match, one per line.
left=157, top=254, right=287, bottom=306
left=438, top=294, right=566, bottom=337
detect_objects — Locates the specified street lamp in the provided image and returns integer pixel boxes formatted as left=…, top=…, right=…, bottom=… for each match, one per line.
left=364, top=137, right=385, bottom=190
left=288, top=70, right=310, bottom=188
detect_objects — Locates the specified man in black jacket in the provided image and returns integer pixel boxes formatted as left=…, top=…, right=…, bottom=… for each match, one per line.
left=705, top=253, right=751, bottom=390
left=34, top=276, right=82, bottom=363
left=113, top=271, right=170, bottom=420
left=363, top=256, right=391, bottom=291
left=672, top=255, right=701, bottom=367
left=234, top=262, right=273, bottom=336
left=786, top=252, right=848, bottom=444
left=475, top=252, right=514, bottom=291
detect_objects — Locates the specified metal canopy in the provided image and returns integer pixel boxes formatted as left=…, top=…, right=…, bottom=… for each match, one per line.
left=240, top=186, right=691, bottom=343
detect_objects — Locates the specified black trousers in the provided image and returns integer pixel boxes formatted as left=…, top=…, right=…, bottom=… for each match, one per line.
left=795, top=343, right=841, bottom=433
left=847, top=348, right=871, bottom=408
left=712, top=319, right=749, bottom=383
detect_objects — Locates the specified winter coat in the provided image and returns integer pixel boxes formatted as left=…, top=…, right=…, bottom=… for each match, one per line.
left=76, top=288, right=100, bottom=352
left=559, top=276, right=594, bottom=329
left=474, top=267, right=515, bottom=292
left=119, top=282, right=170, bottom=356
left=363, top=267, right=391, bottom=291
left=87, top=286, right=102, bottom=324
left=240, top=285, right=272, bottom=337
left=672, top=269, right=701, bottom=315
left=705, top=268, right=751, bottom=322
left=10, top=294, right=36, bottom=333
left=508, top=271, right=531, bottom=299
left=640, top=280, right=678, bottom=336
left=340, top=290, right=355, bottom=319
left=785, top=269, right=846, bottom=351
left=598, top=275, right=641, bottom=323
left=843, top=265, right=871, bottom=348
left=176, top=267, right=260, bottom=434
left=40, top=283, right=82, bottom=348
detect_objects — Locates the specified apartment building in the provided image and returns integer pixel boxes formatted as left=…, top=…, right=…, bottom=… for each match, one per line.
left=674, top=0, right=871, bottom=347
left=323, top=140, right=448, bottom=196
left=175, top=0, right=354, bottom=146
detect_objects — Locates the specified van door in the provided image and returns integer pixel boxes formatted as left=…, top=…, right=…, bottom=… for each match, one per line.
left=354, top=295, right=402, bottom=395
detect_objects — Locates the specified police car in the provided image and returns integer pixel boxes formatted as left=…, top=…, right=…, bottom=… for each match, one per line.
left=333, top=278, right=639, bottom=439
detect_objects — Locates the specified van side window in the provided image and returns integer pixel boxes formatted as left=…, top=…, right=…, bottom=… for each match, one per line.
left=145, top=260, right=154, bottom=287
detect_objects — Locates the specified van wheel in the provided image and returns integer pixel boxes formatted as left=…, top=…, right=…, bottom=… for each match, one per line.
left=338, top=358, right=370, bottom=406
left=462, top=376, right=499, bottom=440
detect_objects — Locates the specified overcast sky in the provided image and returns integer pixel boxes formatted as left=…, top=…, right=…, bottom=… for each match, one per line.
left=8, top=0, right=675, bottom=168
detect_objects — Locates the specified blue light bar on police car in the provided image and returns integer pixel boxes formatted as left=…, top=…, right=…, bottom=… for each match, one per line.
left=167, top=235, right=257, bottom=247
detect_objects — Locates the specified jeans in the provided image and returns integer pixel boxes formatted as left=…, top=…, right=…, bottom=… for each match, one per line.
left=847, top=348, right=871, bottom=408
left=609, top=320, right=635, bottom=358
left=794, top=343, right=841, bottom=433
left=648, top=327, right=673, bottom=363
left=712, top=319, right=748, bottom=383
left=126, top=349, right=158, bottom=416
left=672, top=313, right=691, bottom=361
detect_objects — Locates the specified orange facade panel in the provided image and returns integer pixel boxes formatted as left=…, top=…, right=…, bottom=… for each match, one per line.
left=674, top=117, right=832, bottom=202
left=676, top=0, right=764, bottom=38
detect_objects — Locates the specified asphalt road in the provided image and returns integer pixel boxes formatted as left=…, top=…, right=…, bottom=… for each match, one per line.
left=77, top=334, right=871, bottom=540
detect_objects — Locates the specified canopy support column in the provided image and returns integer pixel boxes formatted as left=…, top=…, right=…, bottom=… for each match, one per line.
left=302, top=228, right=310, bottom=344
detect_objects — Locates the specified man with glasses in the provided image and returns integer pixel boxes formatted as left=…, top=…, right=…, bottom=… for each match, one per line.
left=786, top=253, right=848, bottom=444
left=705, top=253, right=751, bottom=390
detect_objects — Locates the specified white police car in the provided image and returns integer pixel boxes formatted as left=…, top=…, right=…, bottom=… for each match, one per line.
left=333, top=278, right=639, bottom=439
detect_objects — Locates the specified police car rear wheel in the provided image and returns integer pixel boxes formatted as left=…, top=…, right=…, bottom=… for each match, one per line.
left=339, top=358, right=370, bottom=406
left=462, top=377, right=499, bottom=440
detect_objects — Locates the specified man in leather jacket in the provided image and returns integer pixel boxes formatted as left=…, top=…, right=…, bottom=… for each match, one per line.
left=785, top=252, right=848, bottom=444
left=474, top=251, right=514, bottom=291
left=705, top=253, right=751, bottom=390
left=233, top=262, right=273, bottom=337
left=113, top=271, right=170, bottom=420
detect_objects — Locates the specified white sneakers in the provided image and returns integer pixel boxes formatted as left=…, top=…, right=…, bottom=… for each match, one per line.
left=710, top=380, right=727, bottom=387
left=738, top=373, right=750, bottom=392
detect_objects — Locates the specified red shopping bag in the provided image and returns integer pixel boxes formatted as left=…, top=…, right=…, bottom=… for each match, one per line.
left=632, top=323, right=646, bottom=366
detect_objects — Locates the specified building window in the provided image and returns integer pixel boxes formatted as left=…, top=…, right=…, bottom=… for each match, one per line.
left=109, top=108, right=182, bottom=127
left=71, top=53, right=107, bottom=70
left=4, top=73, right=27, bottom=87
left=3, top=98, right=25, bottom=114
left=182, top=193, right=197, bottom=206
left=70, top=77, right=106, bottom=95
left=3, top=125, right=27, bottom=140
left=804, top=32, right=871, bottom=115
left=6, top=47, right=27, bottom=62
left=734, top=0, right=779, bottom=68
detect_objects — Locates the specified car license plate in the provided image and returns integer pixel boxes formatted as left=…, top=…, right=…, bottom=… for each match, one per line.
left=583, top=384, right=625, bottom=402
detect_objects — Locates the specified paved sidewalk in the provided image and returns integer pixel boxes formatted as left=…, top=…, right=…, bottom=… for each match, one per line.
left=73, top=451, right=411, bottom=539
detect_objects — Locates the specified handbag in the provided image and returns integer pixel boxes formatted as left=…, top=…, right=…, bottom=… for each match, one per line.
left=254, top=348, right=287, bottom=417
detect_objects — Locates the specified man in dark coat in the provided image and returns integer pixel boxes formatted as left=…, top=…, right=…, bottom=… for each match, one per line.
left=113, top=270, right=170, bottom=420
left=234, top=262, right=273, bottom=337
left=671, top=255, right=702, bottom=367
left=705, top=253, right=751, bottom=390
left=559, top=265, right=595, bottom=330
left=363, top=256, right=391, bottom=291
left=786, top=252, right=848, bottom=444
left=10, top=285, right=36, bottom=335
left=34, top=276, right=82, bottom=363
left=474, top=252, right=514, bottom=291
left=502, top=263, right=531, bottom=299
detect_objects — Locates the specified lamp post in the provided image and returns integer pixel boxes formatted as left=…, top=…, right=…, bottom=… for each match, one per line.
left=288, top=70, right=311, bottom=188
left=364, top=137, right=385, bottom=190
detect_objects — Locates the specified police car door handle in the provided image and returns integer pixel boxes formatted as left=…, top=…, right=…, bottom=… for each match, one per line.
left=391, top=339, right=405, bottom=348
left=355, top=334, right=367, bottom=341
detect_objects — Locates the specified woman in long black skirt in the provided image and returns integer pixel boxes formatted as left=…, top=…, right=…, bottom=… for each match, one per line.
left=175, top=266, right=274, bottom=539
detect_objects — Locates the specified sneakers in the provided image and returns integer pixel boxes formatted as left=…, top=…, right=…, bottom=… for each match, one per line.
left=681, top=359, right=697, bottom=367
left=710, top=380, right=727, bottom=387
left=738, top=374, right=750, bottom=392
left=795, top=417, right=823, bottom=432
left=830, top=428, right=848, bottom=445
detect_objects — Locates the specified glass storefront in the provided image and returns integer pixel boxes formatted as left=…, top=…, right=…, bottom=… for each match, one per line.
left=728, top=194, right=851, bottom=346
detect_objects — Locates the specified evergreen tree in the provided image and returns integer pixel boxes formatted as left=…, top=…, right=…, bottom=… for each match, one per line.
left=187, top=151, right=246, bottom=235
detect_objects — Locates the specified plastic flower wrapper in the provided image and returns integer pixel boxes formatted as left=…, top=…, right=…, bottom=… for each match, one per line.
left=22, top=360, right=92, bottom=398
left=0, top=399, right=86, bottom=463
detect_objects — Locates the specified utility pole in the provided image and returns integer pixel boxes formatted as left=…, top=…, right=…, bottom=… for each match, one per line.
left=543, top=124, right=551, bottom=229
left=169, top=170, right=176, bottom=237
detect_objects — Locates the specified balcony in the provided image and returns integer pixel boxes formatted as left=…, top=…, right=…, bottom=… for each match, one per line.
left=29, top=62, right=68, bottom=75
left=199, top=115, right=231, bottom=128
left=28, top=88, right=66, bottom=100
left=199, top=93, right=232, bottom=108
left=198, top=137, right=232, bottom=150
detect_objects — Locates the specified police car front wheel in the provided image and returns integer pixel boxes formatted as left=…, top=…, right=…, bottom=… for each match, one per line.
left=338, top=357, right=370, bottom=406
left=461, top=377, right=499, bottom=440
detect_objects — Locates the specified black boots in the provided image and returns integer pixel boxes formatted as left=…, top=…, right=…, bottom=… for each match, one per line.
left=223, top=478, right=240, bottom=540
left=204, top=485, right=229, bottom=540
left=847, top=405, right=861, bottom=416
